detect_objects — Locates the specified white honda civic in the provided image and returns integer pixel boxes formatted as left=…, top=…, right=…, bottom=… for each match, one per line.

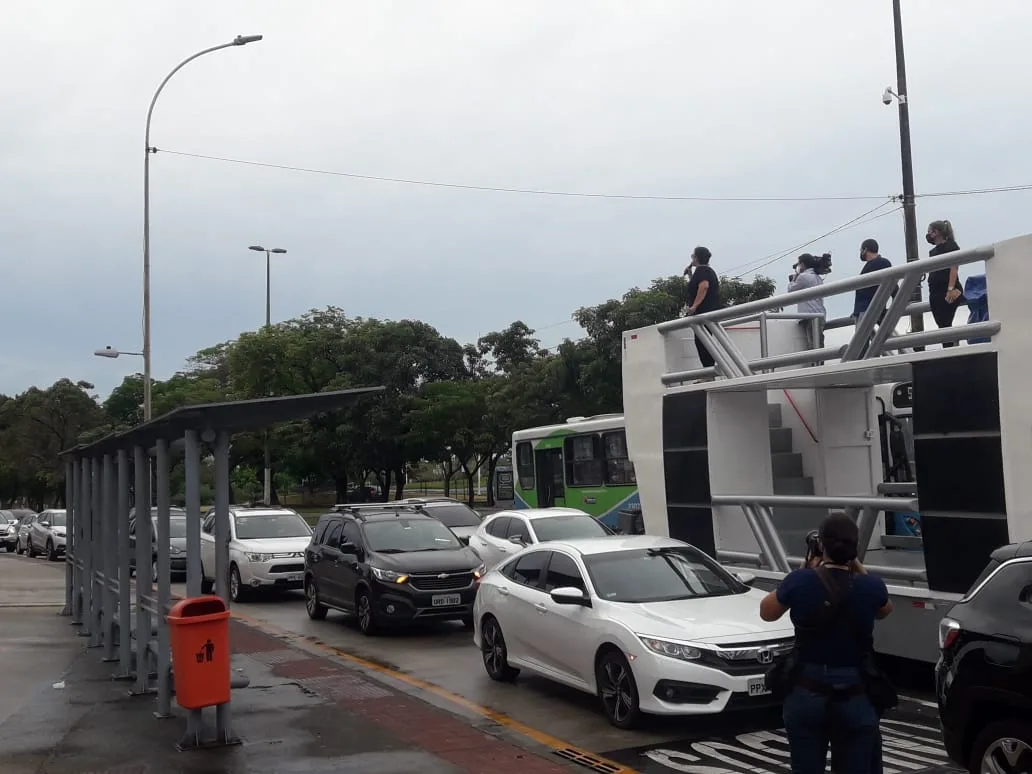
left=472, top=535, right=795, bottom=728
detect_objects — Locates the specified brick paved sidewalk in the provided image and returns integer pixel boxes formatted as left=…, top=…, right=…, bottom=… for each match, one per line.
left=229, top=618, right=580, bottom=774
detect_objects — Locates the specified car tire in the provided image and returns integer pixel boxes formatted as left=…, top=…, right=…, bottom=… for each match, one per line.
left=969, top=719, right=1032, bottom=774
left=46, top=540, right=57, bottom=562
left=229, top=565, right=247, bottom=603
left=6, top=542, right=15, bottom=553
left=201, top=577, right=214, bottom=595
left=305, top=578, right=328, bottom=621
left=480, top=616, right=519, bottom=681
left=16, top=539, right=24, bottom=555
left=596, top=648, right=642, bottom=729
left=151, top=560, right=159, bottom=584
left=355, top=588, right=378, bottom=636
left=27, top=539, right=37, bottom=558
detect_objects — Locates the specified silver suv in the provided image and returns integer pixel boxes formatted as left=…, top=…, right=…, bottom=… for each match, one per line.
left=26, top=509, right=67, bottom=561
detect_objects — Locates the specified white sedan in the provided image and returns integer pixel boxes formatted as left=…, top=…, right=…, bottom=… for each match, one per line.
left=472, top=535, right=794, bottom=728
left=467, top=507, right=613, bottom=570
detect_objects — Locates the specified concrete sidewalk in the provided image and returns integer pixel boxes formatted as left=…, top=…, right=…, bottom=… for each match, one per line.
left=0, top=554, right=586, bottom=774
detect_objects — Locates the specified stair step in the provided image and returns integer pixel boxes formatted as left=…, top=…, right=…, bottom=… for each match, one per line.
left=773, top=477, right=815, bottom=495
left=769, top=427, right=793, bottom=454
left=771, top=452, right=803, bottom=479
left=768, top=403, right=783, bottom=429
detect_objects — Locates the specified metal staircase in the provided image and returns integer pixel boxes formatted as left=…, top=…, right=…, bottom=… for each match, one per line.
left=768, top=402, right=824, bottom=549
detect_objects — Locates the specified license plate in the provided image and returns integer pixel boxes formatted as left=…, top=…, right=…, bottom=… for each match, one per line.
left=747, top=677, right=771, bottom=697
left=287, top=573, right=302, bottom=582
left=432, top=593, right=462, bottom=607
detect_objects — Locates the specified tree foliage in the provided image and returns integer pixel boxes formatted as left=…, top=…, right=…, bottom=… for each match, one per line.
left=0, top=274, right=775, bottom=509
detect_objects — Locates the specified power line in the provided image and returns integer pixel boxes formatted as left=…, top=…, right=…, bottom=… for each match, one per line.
left=728, top=202, right=902, bottom=278
left=154, top=148, right=888, bottom=203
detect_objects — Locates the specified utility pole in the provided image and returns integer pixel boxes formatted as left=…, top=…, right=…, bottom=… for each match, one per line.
left=892, top=0, right=924, bottom=335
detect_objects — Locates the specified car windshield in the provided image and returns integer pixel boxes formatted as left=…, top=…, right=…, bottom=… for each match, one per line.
left=148, top=514, right=189, bottom=538
left=584, top=546, right=742, bottom=603
left=362, top=518, right=462, bottom=553
left=233, top=512, right=311, bottom=540
left=48, top=513, right=67, bottom=528
left=426, top=504, right=481, bottom=528
left=532, top=514, right=612, bottom=542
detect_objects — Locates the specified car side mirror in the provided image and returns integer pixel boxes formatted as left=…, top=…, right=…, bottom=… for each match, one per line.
left=38, top=521, right=50, bottom=529
left=734, top=571, right=757, bottom=586
left=549, top=586, right=591, bottom=607
left=508, top=535, right=526, bottom=546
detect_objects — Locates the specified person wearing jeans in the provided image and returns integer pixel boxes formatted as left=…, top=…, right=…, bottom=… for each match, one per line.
left=760, top=515, right=894, bottom=774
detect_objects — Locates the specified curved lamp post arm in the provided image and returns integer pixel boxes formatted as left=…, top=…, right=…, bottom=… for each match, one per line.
left=142, top=34, right=262, bottom=422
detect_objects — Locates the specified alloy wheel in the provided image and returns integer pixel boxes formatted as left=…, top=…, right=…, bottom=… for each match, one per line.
left=598, top=655, right=638, bottom=728
left=982, top=737, right=1032, bottom=774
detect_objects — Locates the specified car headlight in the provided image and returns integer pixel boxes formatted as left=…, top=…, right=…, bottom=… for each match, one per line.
left=371, top=566, right=408, bottom=584
left=245, top=552, right=272, bottom=563
left=472, top=564, right=486, bottom=580
left=7, top=525, right=16, bottom=535
left=639, top=636, right=703, bottom=662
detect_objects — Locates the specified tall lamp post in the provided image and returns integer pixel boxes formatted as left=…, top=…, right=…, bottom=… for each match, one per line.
left=248, top=244, right=287, bottom=506
left=885, top=0, right=923, bottom=336
left=142, top=34, right=263, bottom=422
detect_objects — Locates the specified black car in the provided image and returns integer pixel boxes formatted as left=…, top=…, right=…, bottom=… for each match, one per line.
left=936, top=540, right=1032, bottom=774
left=304, top=505, right=485, bottom=635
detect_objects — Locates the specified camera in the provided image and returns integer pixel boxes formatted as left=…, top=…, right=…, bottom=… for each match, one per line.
left=882, top=87, right=894, bottom=106
left=804, top=529, right=823, bottom=563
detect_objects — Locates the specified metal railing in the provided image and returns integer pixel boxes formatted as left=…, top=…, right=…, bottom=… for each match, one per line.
left=660, top=245, right=995, bottom=384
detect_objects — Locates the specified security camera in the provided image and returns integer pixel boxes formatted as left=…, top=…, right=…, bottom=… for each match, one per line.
left=882, top=87, right=894, bottom=105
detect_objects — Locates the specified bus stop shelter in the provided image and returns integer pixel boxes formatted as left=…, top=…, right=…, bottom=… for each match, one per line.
left=58, top=386, right=384, bottom=750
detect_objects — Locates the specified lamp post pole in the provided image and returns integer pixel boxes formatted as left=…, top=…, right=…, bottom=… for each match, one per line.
left=141, top=34, right=263, bottom=422
left=248, top=245, right=287, bottom=505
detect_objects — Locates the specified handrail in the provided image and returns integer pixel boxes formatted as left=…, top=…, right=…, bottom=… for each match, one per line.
left=711, top=494, right=919, bottom=511
left=658, top=244, right=993, bottom=333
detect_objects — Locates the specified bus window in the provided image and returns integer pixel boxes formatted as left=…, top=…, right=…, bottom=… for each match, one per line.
left=516, top=443, right=535, bottom=490
left=564, top=435, right=603, bottom=487
left=602, top=430, right=636, bottom=486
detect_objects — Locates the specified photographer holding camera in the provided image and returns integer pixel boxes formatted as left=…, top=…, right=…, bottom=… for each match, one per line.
left=787, top=253, right=830, bottom=353
left=759, top=514, right=895, bottom=774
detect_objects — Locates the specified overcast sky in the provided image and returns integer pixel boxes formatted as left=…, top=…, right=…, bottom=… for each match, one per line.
left=2, top=0, right=1029, bottom=399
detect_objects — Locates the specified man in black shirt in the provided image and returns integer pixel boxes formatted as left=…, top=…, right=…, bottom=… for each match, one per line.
left=852, top=239, right=892, bottom=320
left=684, top=246, right=722, bottom=370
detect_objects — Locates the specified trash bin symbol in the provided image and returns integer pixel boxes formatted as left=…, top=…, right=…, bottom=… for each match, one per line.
left=167, top=596, right=231, bottom=709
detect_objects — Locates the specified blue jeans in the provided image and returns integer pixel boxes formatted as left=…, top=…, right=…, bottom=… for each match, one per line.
left=783, top=664, right=881, bottom=774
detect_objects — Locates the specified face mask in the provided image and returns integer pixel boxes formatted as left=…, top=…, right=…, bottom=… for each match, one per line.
left=925, top=233, right=936, bottom=245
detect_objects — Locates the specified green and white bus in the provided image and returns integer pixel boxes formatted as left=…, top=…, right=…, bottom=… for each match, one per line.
left=512, top=414, right=639, bottom=528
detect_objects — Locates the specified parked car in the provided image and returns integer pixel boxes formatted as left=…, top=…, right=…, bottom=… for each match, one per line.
left=936, top=540, right=1032, bottom=774
left=199, top=506, right=312, bottom=602
left=304, top=505, right=485, bottom=635
left=0, top=511, right=18, bottom=552
left=352, top=497, right=484, bottom=544
left=15, top=512, right=37, bottom=555
left=468, top=507, right=614, bottom=570
left=26, top=509, right=67, bottom=561
left=473, top=535, right=790, bottom=729
left=128, top=507, right=189, bottom=582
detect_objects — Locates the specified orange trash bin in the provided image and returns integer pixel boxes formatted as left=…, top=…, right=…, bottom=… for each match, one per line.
left=167, top=595, right=231, bottom=709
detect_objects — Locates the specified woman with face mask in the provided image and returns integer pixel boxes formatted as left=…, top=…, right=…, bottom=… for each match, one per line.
left=788, top=254, right=827, bottom=354
left=926, top=220, right=964, bottom=346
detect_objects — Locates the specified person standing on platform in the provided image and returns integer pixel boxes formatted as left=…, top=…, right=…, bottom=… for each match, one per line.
left=683, top=246, right=723, bottom=376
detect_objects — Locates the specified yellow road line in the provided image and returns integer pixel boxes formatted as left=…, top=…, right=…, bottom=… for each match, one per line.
left=230, top=609, right=638, bottom=774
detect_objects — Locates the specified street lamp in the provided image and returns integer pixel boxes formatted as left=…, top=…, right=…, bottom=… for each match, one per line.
left=248, top=244, right=287, bottom=506
left=142, top=34, right=263, bottom=422
left=95, top=346, right=145, bottom=359
left=886, top=0, right=923, bottom=336
left=248, top=245, right=287, bottom=327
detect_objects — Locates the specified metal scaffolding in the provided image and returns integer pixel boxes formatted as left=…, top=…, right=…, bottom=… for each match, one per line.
left=59, top=386, right=383, bottom=750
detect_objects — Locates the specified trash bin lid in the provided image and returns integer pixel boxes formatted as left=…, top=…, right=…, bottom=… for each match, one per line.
left=167, top=595, right=228, bottom=620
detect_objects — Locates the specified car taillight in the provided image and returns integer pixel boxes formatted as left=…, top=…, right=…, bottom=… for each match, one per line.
left=938, top=617, right=961, bottom=651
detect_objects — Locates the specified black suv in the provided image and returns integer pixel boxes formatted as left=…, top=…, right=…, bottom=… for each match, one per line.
left=304, top=505, right=486, bottom=635
left=338, top=497, right=483, bottom=545
left=936, top=540, right=1032, bottom=774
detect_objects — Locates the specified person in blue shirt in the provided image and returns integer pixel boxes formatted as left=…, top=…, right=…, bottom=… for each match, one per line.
left=852, top=239, right=892, bottom=320
left=760, top=514, right=894, bottom=774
